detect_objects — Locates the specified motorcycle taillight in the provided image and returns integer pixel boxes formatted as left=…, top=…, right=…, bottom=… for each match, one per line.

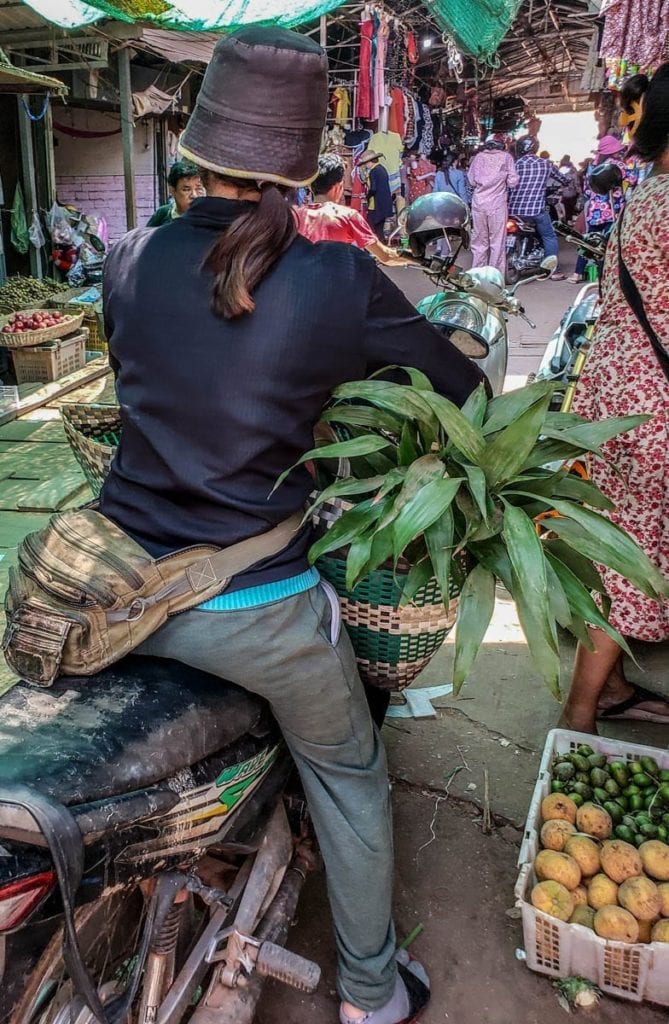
left=506, top=220, right=518, bottom=233
left=0, top=871, right=56, bottom=931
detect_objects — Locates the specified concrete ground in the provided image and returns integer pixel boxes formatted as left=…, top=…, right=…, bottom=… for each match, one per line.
left=257, top=243, right=669, bottom=1024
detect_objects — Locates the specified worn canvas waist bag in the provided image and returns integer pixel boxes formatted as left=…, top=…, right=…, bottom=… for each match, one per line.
left=3, top=507, right=302, bottom=687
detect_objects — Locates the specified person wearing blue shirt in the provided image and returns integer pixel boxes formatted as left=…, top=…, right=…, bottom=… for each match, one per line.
left=433, top=153, right=469, bottom=205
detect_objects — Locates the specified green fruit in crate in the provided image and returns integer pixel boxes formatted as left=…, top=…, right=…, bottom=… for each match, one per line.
left=624, top=784, right=641, bottom=797
left=628, top=795, right=644, bottom=811
left=657, top=825, right=668, bottom=842
left=551, top=780, right=566, bottom=793
left=554, top=762, right=576, bottom=783
left=604, top=801, right=624, bottom=825
left=575, top=772, right=590, bottom=785
left=588, top=753, right=608, bottom=770
left=576, top=744, right=595, bottom=758
left=640, top=756, right=660, bottom=776
left=622, top=815, right=639, bottom=832
left=614, top=797, right=628, bottom=811
left=659, top=770, right=669, bottom=784
left=634, top=772, right=654, bottom=788
left=663, top=813, right=669, bottom=827
left=570, top=754, right=590, bottom=773
left=570, top=793, right=584, bottom=808
left=604, top=779, right=621, bottom=797
left=634, top=833, right=646, bottom=848
left=630, top=762, right=644, bottom=775
left=572, top=783, right=593, bottom=801
left=658, top=784, right=669, bottom=803
left=590, top=768, right=609, bottom=788
left=592, top=787, right=608, bottom=805
left=615, top=825, right=636, bottom=843
left=609, top=762, right=630, bottom=787
left=640, top=822, right=659, bottom=839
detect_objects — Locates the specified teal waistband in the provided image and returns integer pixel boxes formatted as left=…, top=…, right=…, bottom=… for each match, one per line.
left=197, top=567, right=320, bottom=612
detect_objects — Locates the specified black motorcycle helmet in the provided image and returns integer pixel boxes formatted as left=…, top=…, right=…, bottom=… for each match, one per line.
left=405, top=192, right=470, bottom=258
left=589, top=160, right=624, bottom=196
left=515, top=135, right=539, bottom=158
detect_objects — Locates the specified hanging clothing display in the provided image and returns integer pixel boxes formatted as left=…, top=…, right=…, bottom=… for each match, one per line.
left=324, top=126, right=354, bottom=195
left=330, top=87, right=351, bottom=126
left=355, top=10, right=374, bottom=121
left=599, top=0, right=669, bottom=75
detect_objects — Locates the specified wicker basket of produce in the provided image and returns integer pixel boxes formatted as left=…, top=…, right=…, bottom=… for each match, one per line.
left=0, top=276, right=68, bottom=315
left=0, top=310, right=84, bottom=349
left=61, top=403, right=120, bottom=495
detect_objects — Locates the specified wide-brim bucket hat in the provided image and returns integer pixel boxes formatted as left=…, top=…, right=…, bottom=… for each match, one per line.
left=358, top=151, right=384, bottom=165
left=179, top=27, right=329, bottom=189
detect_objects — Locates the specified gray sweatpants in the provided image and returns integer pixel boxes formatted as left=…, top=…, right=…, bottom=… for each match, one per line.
left=136, top=583, right=397, bottom=1010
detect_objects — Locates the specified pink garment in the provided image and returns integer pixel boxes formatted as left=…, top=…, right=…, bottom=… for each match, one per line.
left=470, top=205, right=508, bottom=276
left=599, top=0, right=669, bottom=67
left=468, top=149, right=519, bottom=207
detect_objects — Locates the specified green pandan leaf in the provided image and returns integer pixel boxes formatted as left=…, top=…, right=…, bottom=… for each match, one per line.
left=482, top=379, right=557, bottom=435
left=391, top=476, right=463, bottom=559
left=453, top=565, right=496, bottom=693
left=480, top=393, right=552, bottom=488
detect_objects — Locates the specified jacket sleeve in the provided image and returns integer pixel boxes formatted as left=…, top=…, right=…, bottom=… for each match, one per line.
left=362, top=264, right=490, bottom=405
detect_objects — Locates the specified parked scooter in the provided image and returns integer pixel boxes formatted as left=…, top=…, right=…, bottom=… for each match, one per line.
left=505, top=215, right=547, bottom=285
left=400, top=192, right=556, bottom=394
left=530, top=224, right=608, bottom=409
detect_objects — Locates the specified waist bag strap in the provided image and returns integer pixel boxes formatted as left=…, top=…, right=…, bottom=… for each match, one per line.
left=106, top=510, right=304, bottom=624
left=0, top=784, right=109, bottom=1024
left=617, top=206, right=669, bottom=384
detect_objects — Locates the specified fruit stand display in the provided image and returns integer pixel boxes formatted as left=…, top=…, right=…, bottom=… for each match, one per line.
left=0, top=310, right=87, bottom=385
left=516, top=729, right=669, bottom=1005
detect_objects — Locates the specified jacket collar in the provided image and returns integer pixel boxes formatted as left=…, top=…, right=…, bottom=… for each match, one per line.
left=184, top=196, right=257, bottom=228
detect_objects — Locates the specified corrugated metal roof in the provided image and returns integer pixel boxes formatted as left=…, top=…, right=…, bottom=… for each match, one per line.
left=0, top=0, right=46, bottom=32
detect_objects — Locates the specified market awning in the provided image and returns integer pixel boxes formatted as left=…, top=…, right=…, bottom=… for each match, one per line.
left=0, top=50, right=68, bottom=93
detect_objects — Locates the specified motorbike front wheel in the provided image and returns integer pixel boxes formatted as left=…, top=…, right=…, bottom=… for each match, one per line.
left=505, top=243, right=520, bottom=286
left=9, top=886, right=196, bottom=1024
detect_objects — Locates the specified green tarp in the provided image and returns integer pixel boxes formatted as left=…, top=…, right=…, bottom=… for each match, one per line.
left=25, top=0, right=520, bottom=59
left=427, top=0, right=522, bottom=61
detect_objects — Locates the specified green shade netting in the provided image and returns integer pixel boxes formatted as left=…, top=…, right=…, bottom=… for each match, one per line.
left=425, top=0, right=522, bottom=61
left=24, top=0, right=346, bottom=32
left=26, top=0, right=521, bottom=59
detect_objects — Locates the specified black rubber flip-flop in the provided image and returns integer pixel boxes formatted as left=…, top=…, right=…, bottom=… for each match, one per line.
left=598, top=683, right=669, bottom=724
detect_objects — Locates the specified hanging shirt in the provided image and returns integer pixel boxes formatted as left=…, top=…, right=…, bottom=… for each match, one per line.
left=369, top=131, right=404, bottom=194
left=294, top=202, right=377, bottom=248
left=407, top=157, right=435, bottom=203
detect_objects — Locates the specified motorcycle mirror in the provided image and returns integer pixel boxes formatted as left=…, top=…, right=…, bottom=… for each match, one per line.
left=449, top=329, right=490, bottom=359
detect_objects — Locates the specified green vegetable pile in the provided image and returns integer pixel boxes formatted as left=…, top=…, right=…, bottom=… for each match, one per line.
left=0, top=276, right=67, bottom=315
left=551, top=743, right=669, bottom=847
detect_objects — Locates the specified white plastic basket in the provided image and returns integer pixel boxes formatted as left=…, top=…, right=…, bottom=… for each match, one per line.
left=515, top=728, right=669, bottom=1005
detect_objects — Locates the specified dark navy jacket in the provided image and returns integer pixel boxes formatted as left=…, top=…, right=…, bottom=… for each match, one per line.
left=101, top=197, right=485, bottom=591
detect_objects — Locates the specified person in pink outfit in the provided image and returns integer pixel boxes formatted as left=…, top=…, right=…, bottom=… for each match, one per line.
left=467, top=134, right=519, bottom=275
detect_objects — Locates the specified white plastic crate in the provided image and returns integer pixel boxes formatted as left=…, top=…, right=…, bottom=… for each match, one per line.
left=515, top=728, right=669, bottom=1005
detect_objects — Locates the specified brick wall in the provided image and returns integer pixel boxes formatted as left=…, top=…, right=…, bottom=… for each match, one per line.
left=55, top=174, right=159, bottom=242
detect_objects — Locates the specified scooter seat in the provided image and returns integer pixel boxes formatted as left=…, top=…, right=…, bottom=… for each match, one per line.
left=0, top=655, right=269, bottom=806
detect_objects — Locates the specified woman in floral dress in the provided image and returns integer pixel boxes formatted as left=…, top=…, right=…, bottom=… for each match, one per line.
left=562, top=64, right=669, bottom=733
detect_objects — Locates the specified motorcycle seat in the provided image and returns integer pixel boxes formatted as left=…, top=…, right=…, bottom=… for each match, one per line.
left=0, top=655, right=269, bottom=806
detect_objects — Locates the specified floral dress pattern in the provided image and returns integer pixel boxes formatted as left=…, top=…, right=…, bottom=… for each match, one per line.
left=573, top=174, right=669, bottom=641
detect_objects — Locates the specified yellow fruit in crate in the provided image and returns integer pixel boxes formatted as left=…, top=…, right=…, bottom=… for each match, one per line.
left=576, top=802, right=612, bottom=840
left=600, top=840, right=643, bottom=884
left=618, top=876, right=662, bottom=921
left=587, top=873, right=619, bottom=910
left=639, top=841, right=669, bottom=882
left=658, top=882, right=669, bottom=917
left=565, top=835, right=600, bottom=878
left=541, top=820, right=576, bottom=851
left=637, top=918, right=655, bottom=943
left=572, top=885, right=588, bottom=906
left=531, top=880, right=575, bottom=922
left=651, top=920, right=669, bottom=942
left=535, top=850, right=582, bottom=890
left=594, top=906, right=640, bottom=943
left=542, top=793, right=577, bottom=825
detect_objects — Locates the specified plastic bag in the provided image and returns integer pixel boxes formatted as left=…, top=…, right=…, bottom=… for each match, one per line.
left=47, top=202, right=74, bottom=244
left=11, top=185, right=29, bottom=254
left=67, top=260, right=86, bottom=287
left=29, top=211, right=46, bottom=249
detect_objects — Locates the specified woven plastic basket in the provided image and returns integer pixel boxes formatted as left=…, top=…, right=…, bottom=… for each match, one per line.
left=0, top=310, right=84, bottom=348
left=61, top=403, right=121, bottom=495
left=313, top=495, right=461, bottom=690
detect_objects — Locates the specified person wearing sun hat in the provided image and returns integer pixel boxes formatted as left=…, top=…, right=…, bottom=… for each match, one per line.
left=101, top=27, right=486, bottom=1024
left=358, top=149, right=394, bottom=240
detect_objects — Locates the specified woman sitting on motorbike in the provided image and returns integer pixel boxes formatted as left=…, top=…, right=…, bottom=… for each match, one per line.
left=101, top=27, right=485, bottom=1024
